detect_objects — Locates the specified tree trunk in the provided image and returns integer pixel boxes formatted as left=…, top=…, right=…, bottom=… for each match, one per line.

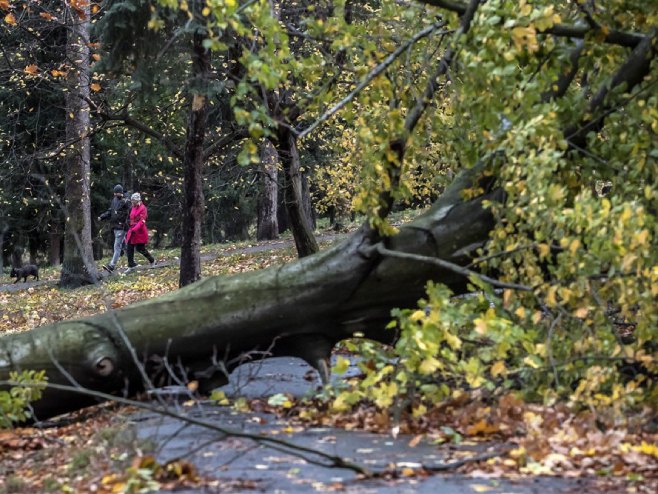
left=301, top=170, right=316, bottom=230
left=0, top=223, right=7, bottom=271
left=60, top=2, right=97, bottom=288
left=49, top=231, right=62, bottom=267
left=179, top=23, right=210, bottom=288
left=257, top=139, right=279, bottom=241
left=0, top=167, right=497, bottom=421
left=276, top=127, right=319, bottom=257
left=11, top=246, right=22, bottom=269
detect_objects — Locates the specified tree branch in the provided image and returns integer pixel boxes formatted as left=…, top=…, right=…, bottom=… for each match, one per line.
left=99, top=111, right=185, bottom=161
left=376, top=244, right=533, bottom=292
left=295, top=21, right=450, bottom=140
left=565, top=31, right=657, bottom=151
left=202, top=129, right=249, bottom=161
left=418, top=0, right=647, bottom=48
left=5, top=380, right=372, bottom=476
left=373, top=0, right=482, bottom=224
left=540, top=40, right=584, bottom=102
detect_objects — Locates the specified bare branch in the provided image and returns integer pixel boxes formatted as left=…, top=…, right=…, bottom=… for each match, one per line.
left=202, top=129, right=249, bottom=161
left=99, top=111, right=185, bottom=160
left=374, top=0, right=483, bottom=223
left=376, top=244, right=533, bottom=292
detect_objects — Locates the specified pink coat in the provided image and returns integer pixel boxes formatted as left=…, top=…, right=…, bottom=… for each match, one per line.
left=126, top=203, right=149, bottom=244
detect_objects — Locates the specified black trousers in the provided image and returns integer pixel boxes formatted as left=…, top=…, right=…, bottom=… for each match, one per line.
left=127, top=243, right=154, bottom=267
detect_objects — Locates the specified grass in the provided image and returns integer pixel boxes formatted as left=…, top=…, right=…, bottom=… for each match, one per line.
left=0, top=209, right=427, bottom=336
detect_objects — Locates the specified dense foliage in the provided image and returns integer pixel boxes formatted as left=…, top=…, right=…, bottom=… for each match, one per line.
left=186, top=0, right=658, bottom=413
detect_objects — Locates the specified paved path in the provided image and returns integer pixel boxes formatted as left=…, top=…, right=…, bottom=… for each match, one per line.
left=133, top=358, right=591, bottom=494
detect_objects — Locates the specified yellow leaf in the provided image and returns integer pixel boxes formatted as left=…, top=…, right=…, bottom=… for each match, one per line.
left=491, top=360, right=506, bottom=377
left=511, top=26, right=539, bottom=53
left=186, top=380, right=198, bottom=391
left=471, top=485, right=495, bottom=493
left=4, top=12, right=16, bottom=25
left=90, top=82, right=101, bottom=92
left=622, top=254, right=637, bottom=271
left=466, top=419, right=500, bottom=436
left=385, top=149, right=399, bottom=163
left=634, top=441, right=658, bottom=459
left=509, top=446, right=527, bottom=459
left=0, top=0, right=10, bottom=11
left=474, top=317, right=487, bottom=335
left=503, top=289, right=512, bottom=307
left=111, top=482, right=126, bottom=493
left=411, top=404, right=427, bottom=418
left=101, top=474, right=117, bottom=485
left=537, top=243, right=550, bottom=260
left=202, top=6, right=210, bottom=16
left=24, top=64, right=38, bottom=74
left=523, top=356, right=541, bottom=369
left=419, top=357, right=441, bottom=375
left=574, top=306, right=589, bottom=319
left=409, top=310, right=425, bottom=322
left=333, top=356, right=350, bottom=374
left=634, top=229, right=649, bottom=246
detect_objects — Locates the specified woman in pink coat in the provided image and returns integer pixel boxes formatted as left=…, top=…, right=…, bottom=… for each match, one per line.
left=125, top=192, right=156, bottom=270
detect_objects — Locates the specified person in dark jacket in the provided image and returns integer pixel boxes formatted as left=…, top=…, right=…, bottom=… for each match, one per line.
left=98, top=184, right=130, bottom=272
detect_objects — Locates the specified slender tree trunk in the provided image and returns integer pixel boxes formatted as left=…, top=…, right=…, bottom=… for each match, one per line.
left=277, top=183, right=289, bottom=234
left=11, top=247, right=22, bottom=269
left=49, top=231, right=62, bottom=267
left=257, top=139, right=279, bottom=240
left=276, top=127, right=319, bottom=257
left=60, top=2, right=97, bottom=287
left=48, top=208, right=63, bottom=266
left=301, top=171, right=316, bottom=230
left=0, top=223, right=7, bottom=271
left=179, top=21, right=210, bottom=288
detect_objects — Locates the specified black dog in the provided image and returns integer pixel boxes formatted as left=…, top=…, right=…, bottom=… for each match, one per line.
left=10, top=265, right=39, bottom=283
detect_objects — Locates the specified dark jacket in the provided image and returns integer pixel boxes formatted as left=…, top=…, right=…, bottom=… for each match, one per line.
left=99, top=196, right=130, bottom=230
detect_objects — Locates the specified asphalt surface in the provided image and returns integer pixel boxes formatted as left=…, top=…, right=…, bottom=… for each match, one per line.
left=132, top=358, right=591, bottom=494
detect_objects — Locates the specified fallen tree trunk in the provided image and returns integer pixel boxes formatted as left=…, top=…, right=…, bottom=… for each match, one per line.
left=0, top=168, right=498, bottom=421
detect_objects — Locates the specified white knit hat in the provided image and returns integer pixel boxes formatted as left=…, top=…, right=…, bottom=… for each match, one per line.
left=131, top=192, right=141, bottom=201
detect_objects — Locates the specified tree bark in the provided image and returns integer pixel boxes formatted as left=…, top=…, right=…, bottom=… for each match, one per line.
left=0, top=223, right=7, bottom=271
left=257, top=139, right=279, bottom=241
left=276, top=127, right=319, bottom=257
left=60, top=2, right=97, bottom=288
left=179, top=23, right=211, bottom=288
left=0, top=166, right=497, bottom=421
left=49, top=231, right=62, bottom=267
